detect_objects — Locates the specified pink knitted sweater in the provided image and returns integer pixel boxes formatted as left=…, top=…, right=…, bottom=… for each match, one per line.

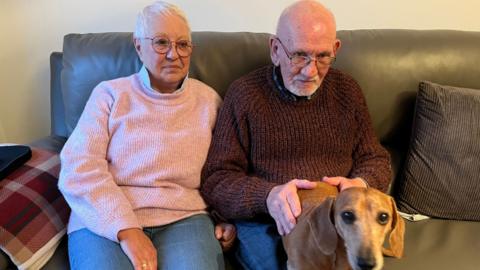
left=58, top=70, right=221, bottom=242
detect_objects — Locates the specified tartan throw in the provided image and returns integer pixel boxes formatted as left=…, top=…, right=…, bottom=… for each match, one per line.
left=0, top=147, right=69, bottom=270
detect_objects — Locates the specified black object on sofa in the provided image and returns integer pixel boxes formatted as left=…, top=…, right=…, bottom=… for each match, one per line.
left=3, top=29, right=480, bottom=269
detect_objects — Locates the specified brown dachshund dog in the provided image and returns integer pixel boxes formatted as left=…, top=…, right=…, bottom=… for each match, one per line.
left=282, top=182, right=405, bottom=270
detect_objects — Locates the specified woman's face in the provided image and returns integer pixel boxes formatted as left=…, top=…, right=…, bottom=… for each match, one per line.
left=135, top=14, right=191, bottom=93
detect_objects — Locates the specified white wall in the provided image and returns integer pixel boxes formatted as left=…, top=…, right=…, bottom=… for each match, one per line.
left=1, top=0, right=479, bottom=144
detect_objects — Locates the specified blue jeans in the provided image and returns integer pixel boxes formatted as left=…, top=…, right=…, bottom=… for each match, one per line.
left=68, top=214, right=224, bottom=270
left=233, top=218, right=287, bottom=270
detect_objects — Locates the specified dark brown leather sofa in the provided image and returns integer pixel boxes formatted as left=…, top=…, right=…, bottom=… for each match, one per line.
left=2, top=29, right=479, bottom=269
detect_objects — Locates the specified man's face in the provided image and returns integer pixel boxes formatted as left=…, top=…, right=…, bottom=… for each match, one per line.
left=272, top=24, right=340, bottom=97
left=134, top=14, right=191, bottom=93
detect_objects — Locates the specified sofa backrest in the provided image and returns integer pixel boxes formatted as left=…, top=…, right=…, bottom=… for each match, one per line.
left=52, top=32, right=273, bottom=137
left=51, top=30, right=480, bottom=172
left=335, top=30, right=480, bottom=148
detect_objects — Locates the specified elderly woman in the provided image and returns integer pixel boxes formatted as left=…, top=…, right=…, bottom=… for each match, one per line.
left=58, top=1, right=234, bottom=269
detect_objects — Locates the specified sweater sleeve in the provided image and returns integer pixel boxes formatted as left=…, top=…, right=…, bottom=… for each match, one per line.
left=58, top=84, right=141, bottom=242
left=347, top=81, right=392, bottom=192
left=201, top=82, right=277, bottom=220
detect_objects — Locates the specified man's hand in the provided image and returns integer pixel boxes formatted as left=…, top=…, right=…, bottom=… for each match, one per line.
left=266, top=179, right=317, bottom=235
left=322, top=176, right=367, bottom=191
left=215, top=223, right=236, bottom=251
left=118, top=228, right=157, bottom=270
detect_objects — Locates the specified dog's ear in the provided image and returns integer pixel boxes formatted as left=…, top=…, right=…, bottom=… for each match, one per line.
left=383, top=197, right=405, bottom=258
left=307, top=196, right=338, bottom=255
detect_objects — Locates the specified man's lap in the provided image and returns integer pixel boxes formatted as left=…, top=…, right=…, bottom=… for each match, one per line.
left=233, top=218, right=287, bottom=270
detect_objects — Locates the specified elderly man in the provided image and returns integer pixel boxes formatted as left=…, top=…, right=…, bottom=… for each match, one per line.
left=201, top=0, right=392, bottom=269
left=59, top=1, right=234, bottom=270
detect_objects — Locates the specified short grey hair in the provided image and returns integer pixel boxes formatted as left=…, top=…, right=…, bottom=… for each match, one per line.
left=133, top=1, right=191, bottom=39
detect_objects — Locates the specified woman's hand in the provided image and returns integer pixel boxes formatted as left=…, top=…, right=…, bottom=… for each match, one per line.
left=118, top=228, right=157, bottom=270
left=215, top=223, right=236, bottom=251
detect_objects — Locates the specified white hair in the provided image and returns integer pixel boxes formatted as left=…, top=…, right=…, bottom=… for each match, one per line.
left=133, top=1, right=191, bottom=38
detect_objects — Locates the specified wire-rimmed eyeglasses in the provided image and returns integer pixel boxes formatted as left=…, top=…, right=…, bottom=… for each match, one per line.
left=275, top=38, right=336, bottom=68
left=139, top=36, right=193, bottom=57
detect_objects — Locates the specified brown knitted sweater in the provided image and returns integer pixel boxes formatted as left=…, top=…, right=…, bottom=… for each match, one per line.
left=201, top=65, right=391, bottom=220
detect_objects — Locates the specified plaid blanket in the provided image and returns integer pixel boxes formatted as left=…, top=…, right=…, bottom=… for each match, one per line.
left=0, top=147, right=69, bottom=270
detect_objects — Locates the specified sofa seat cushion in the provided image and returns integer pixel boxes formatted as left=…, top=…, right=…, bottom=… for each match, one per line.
left=395, top=81, right=480, bottom=220
left=384, top=219, right=480, bottom=270
left=0, top=147, right=69, bottom=270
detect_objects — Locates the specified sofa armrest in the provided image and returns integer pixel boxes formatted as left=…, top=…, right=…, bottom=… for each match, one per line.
left=50, top=52, right=68, bottom=138
left=29, top=135, right=67, bottom=153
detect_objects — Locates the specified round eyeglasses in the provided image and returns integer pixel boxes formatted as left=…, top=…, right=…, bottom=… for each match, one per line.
left=140, top=36, right=193, bottom=57
left=275, top=38, right=336, bottom=68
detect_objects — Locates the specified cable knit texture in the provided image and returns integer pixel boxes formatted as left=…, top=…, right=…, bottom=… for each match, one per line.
left=58, top=73, right=221, bottom=242
left=201, top=65, right=391, bottom=220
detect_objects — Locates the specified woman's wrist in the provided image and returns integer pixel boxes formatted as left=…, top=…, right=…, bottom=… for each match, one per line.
left=117, top=227, right=142, bottom=241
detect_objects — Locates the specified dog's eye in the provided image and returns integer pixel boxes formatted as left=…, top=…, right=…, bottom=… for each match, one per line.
left=377, top=212, right=389, bottom=225
left=341, top=211, right=356, bottom=224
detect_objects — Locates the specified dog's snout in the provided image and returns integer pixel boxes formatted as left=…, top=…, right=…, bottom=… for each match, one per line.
left=356, top=256, right=376, bottom=270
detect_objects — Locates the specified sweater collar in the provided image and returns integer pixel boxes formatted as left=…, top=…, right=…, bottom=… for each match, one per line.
left=272, top=65, right=315, bottom=102
left=135, top=65, right=190, bottom=104
left=138, top=65, right=188, bottom=94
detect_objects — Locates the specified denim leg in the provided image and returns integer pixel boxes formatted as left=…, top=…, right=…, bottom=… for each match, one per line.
left=148, top=214, right=224, bottom=270
left=68, top=228, right=133, bottom=270
left=233, top=219, right=287, bottom=270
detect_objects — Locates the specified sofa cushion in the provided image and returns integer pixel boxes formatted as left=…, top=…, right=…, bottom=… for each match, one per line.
left=383, top=219, right=480, bottom=270
left=61, top=32, right=142, bottom=136
left=0, top=147, right=70, bottom=269
left=395, top=81, right=480, bottom=220
left=60, top=32, right=272, bottom=136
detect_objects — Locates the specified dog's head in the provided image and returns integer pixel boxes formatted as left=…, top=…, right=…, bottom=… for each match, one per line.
left=308, top=187, right=405, bottom=270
